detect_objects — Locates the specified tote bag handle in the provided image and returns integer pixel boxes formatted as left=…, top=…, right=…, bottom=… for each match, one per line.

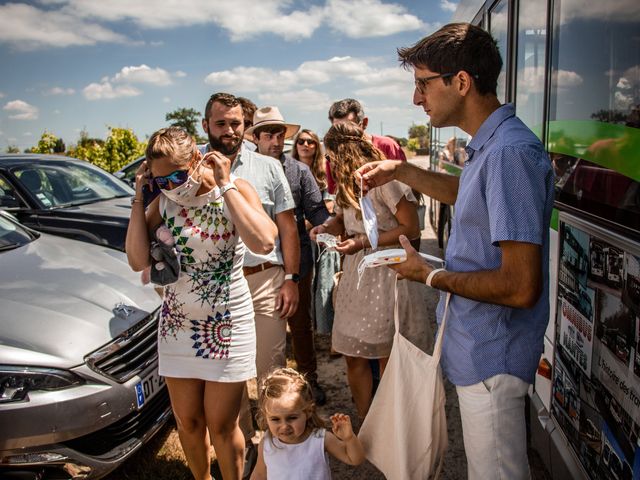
left=394, top=276, right=452, bottom=364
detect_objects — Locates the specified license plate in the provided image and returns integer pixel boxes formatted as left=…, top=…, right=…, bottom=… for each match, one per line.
left=135, top=369, right=165, bottom=409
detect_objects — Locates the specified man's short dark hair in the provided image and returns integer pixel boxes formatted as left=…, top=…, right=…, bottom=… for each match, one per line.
left=328, top=98, right=365, bottom=124
left=397, top=23, right=502, bottom=96
left=253, top=124, right=286, bottom=138
left=237, top=97, right=257, bottom=126
left=204, top=92, right=240, bottom=119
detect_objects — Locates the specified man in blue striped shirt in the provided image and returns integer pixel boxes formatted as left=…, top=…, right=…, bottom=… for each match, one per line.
left=357, top=23, right=554, bottom=479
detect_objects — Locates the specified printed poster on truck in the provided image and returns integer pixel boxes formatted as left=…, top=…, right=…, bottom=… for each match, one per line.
left=553, top=217, right=640, bottom=480
left=559, top=297, right=594, bottom=376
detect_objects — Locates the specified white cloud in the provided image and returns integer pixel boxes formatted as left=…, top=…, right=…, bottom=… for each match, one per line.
left=0, top=3, right=127, bottom=49
left=174, top=70, right=187, bottom=78
left=9, top=0, right=427, bottom=48
left=440, top=0, right=458, bottom=13
left=23, top=132, right=32, bottom=136
left=258, top=89, right=333, bottom=112
left=553, top=70, right=584, bottom=88
left=83, top=81, right=142, bottom=100
left=325, top=0, right=423, bottom=38
left=113, top=64, right=173, bottom=86
left=3, top=100, right=39, bottom=120
left=43, top=87, right=75, bottom=96
left=83, top=64, right=180, bottom=100
left=206, top=56, right=394, bottom=91
left=62, top=0, right=326, bottom=42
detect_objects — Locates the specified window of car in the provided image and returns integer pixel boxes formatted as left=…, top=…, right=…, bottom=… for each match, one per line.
left=0, top=175, right=24, bottom=209
left=0, top=213, right=35, bottom=250
left=13, top=162, right=133, bottom=208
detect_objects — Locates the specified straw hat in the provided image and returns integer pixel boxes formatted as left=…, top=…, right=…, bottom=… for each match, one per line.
left=245, top=106, right=300, bottom=139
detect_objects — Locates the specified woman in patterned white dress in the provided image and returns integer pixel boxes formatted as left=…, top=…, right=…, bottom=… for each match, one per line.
left=310, top=122, right=426, bottom=419
left=126, top=127, right=277, bottom=480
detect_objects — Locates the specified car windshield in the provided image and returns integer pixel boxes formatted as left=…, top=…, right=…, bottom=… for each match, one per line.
left=13, top=161, right=134, bottom=208
left=0, top=214, right=35, bottom=251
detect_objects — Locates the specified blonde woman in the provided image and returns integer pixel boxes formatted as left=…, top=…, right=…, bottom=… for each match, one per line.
left=126, top=126, right=277, bottom=480
left=310, top=122, right=432, bottom=418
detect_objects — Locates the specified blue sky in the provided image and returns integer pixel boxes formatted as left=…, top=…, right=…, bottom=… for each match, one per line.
left=0, top=0, right=457, bottom=151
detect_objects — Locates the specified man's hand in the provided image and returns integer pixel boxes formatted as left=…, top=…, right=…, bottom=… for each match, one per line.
left=276, top=280, right=299, bottom=319
left=389, top=235, right=435, bottom=282
left=355, top=159, right=402, bottom=194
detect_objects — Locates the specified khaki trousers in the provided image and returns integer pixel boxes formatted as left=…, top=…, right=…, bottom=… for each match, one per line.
left=239, top=266, right=285, bottom=440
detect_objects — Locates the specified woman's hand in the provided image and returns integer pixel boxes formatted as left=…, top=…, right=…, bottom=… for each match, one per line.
left=204, top=150, right=232, bottom=187
left=134, top=160, right=152, bottom=197
left=334, top=235, right=365, bottom=255
left=309, top=224, right=326, bottom=242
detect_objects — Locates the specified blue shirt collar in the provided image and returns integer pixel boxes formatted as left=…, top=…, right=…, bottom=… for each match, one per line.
left=466, top=104, right=515, bottom=162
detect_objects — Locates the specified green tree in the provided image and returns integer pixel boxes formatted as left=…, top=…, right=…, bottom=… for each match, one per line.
left=407, top=138, right=420, bottom=152
left=166, top=107, right=206, bottom=143
left=5, top=145, right=20, bottom=153
left=30, top=131, right=61, bottom=154
left=408, top=123, right=430, bottom=149
left=67, top=130, right=104, bottom=166
left=100, top=127, right=146, bottom=173
left=53, top=138, right=66, bottom=153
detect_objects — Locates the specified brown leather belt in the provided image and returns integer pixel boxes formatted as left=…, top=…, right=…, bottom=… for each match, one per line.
left=243, top=262, right=278, bottom=277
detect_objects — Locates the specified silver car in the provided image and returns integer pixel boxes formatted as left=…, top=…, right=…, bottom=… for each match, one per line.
left=0, top=211, right=170, bottom=479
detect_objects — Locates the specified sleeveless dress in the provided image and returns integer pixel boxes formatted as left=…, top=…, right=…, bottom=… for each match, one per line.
left=332, top=180, right=434, bottom=358
left=157, top=178, right=256, bottom=382
left=263, top=429, right=331, bottom=480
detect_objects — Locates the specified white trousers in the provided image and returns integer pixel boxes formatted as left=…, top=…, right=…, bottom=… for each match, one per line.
left=456, top=374, right=531, bottom=480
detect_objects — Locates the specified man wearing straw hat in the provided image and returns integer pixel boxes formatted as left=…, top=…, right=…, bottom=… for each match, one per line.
left=248, top=106, right=331, bottom=405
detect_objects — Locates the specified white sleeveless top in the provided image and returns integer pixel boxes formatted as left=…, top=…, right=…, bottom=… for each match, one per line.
left=263, top=429, right=331, bottom=480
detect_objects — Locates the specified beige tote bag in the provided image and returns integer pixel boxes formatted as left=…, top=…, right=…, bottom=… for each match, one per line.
left=358, top=285, right=451, bottom=480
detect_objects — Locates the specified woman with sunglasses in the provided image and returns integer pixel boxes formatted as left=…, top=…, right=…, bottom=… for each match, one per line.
left=126, top=127, right=277, bottom=480
left=310, top=122, right=432, bottom=419
left=291, top=129, right=341, bottom=338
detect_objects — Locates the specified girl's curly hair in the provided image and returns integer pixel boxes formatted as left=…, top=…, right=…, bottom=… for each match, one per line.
left=323, top=122, right=386, bottom=212
left=256, top=368, right=325, bottom=432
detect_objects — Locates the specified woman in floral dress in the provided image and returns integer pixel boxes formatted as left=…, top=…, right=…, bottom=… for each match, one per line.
left=126, top=127, right=276, bottom=480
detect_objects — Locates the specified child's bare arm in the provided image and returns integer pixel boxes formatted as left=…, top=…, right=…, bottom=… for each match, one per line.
left=250, top=440, right=267, bottom=480
left=325, top=413, right=365, bottom=466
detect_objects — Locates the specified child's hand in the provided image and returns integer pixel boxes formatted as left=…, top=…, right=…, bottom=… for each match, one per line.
left=331, top=413, right=355, bottom=441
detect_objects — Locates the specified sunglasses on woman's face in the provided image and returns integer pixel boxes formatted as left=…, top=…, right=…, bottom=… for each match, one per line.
left=154, top=169, right=189, bottom=189
left=297, top=138, right=316, bottom=146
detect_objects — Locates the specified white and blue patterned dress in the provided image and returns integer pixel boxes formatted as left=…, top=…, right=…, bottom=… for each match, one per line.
left=157, top=180, right=256, bottom=382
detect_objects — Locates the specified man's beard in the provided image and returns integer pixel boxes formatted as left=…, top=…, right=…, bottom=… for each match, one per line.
left=207, top=132, right=242, bottom=156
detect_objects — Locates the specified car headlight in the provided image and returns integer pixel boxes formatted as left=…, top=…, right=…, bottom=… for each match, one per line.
left=0, top=365, right=85, bottom=403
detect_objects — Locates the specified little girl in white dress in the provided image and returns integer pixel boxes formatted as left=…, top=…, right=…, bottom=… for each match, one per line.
left=250, top=368, right=365, bottom=479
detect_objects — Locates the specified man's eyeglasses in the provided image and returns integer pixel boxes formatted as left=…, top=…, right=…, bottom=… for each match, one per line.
left=154, top=169, right=189, bottom=190
left=414, top=72, right=455, bottom=94
left=297, top=138, right=316, bottom=146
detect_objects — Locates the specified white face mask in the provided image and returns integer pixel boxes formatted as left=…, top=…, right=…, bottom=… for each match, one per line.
left=359, top=177, right=379, bottom=250
left=160, top=158, right=203, bottom=205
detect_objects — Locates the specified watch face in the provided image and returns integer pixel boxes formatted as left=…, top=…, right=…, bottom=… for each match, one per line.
left=292, top=273, right=300, bottom=283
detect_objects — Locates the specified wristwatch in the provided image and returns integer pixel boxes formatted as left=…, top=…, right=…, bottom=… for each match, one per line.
left=218, top=181, right=238, bottom=197
left=284, top=273, right=300, bottom=283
